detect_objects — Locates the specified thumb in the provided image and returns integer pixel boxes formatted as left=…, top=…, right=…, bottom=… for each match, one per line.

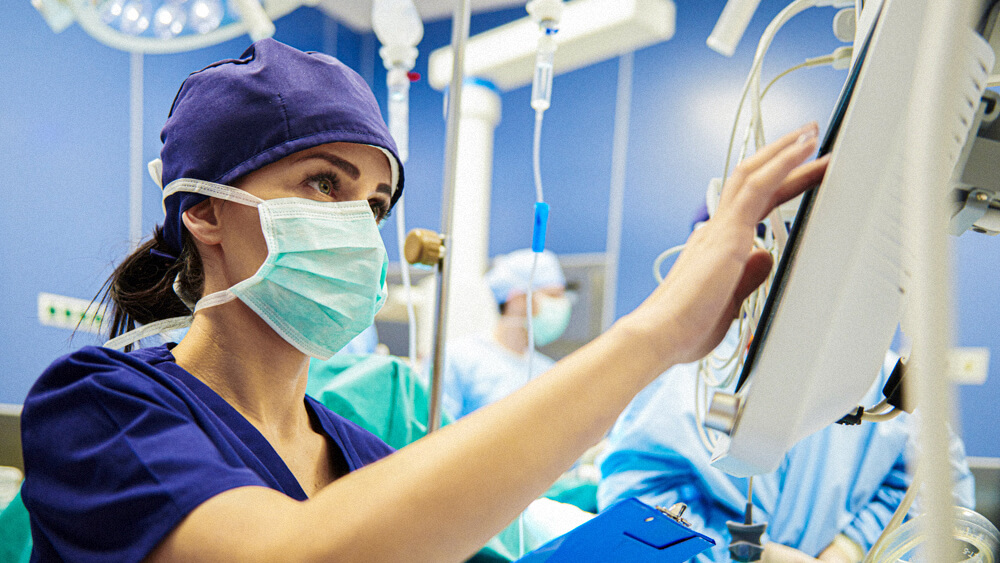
left=731, top=249, right=773, bottom=308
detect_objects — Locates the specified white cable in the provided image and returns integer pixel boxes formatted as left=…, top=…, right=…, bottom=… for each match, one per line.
left=394, top=197, right=418, bottom=370
left=867, top=396, right=891, bottom=414
left=861, top=407, right=901, bottom=422
left=723, top=0, right=821, bottom=186
left=692, top=34, right=850, bottom=453
left=865, top=472, right=920, bottom=562
left=652, top=244, right=686, bottom=283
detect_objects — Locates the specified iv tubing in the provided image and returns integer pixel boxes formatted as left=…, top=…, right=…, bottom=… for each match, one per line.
left=428, top=0, right=472, bottom=434
left=384, top=61, right=419, bottom=371
left=525, top=110, right=546, bottom=384
left=525, top=25, right=556, bottom=383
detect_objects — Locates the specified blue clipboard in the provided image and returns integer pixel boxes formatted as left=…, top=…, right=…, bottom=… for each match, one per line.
left=515, top=498, right=715, bottom=562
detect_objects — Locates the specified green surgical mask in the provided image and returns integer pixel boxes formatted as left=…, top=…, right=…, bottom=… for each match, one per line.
left=106, top=179, right=388, bottom=359
left=532, top=294, right=572, bottom=347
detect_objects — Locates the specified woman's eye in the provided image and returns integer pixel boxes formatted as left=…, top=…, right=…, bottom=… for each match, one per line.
left=370, top=200, right=391, bottom=222
left=307, top=174, right=339, bottom=196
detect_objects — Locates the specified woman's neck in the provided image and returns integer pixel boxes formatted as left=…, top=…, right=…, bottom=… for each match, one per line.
left=171, top=301, right=313, bottom=441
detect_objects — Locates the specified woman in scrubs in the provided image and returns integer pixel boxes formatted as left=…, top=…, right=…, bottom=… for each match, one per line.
left=20, top=39, right=828, bottom=562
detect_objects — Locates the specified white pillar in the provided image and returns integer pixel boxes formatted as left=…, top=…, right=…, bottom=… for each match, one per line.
left=444, top=80, right=502, bottom=344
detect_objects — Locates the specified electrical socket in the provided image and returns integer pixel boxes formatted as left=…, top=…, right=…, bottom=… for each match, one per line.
left=37, top=292, right=106, bottom=334
left=950, top=347, right=991, bottom=385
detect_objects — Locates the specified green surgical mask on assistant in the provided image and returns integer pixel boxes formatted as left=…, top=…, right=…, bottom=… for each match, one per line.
left=532, top=294, right=572, bottom=347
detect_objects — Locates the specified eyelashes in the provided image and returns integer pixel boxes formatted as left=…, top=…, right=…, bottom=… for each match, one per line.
left=306, top=172, right=340, bottom=196
left=305, top=172, right=391, bottom=223
left=370, top=199, right=392, bottom=224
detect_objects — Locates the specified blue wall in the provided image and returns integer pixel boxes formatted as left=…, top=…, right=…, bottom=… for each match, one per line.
left=2, top=1, right=998, bottom=457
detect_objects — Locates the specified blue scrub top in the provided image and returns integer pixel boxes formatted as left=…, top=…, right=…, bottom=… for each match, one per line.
left=21, top=344, right=394, bottom=563
left=442, top=335, right=555, bottom=419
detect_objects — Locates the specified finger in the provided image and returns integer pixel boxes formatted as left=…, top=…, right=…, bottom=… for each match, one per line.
left=736, top=122, right=818, bottom=177
left=771, top=154, right=830, bottom=208
left=737, top=136, right=821, bottom=223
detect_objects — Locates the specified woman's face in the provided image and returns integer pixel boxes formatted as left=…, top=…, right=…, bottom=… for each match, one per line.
left=212, top=142, right=393, bottom=287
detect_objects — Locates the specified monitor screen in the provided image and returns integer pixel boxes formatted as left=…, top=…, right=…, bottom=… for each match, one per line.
left=709, top=0, right=994, bottom=477
left=735, top=7, right=880, bottom=394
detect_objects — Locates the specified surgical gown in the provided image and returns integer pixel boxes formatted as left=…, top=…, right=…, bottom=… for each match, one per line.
left=597, top=329, right=975, bottom=561
left=442, top=335, right=554, bottom=419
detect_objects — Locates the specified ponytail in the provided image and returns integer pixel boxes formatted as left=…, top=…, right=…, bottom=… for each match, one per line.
left=98, top=226, right=204, bottom=348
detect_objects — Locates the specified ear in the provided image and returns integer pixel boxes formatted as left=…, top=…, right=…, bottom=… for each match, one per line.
left=181, top=198, right=224, bottom=246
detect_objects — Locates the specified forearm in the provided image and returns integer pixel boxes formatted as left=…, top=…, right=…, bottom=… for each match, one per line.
left=296, top=315, right=670, bottom=562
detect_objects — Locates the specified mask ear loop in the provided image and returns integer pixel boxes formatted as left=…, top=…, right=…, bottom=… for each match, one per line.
left=104, top=316, right=193, bottom=350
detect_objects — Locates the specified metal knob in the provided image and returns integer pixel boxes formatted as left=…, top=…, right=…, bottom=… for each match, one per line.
left=404, top=228, right=445, bottom=266
left=704, top=391, right=741, bottom=435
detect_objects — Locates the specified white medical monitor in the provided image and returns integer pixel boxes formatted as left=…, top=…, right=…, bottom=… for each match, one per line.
left=709, top=0, right=995, bottom=477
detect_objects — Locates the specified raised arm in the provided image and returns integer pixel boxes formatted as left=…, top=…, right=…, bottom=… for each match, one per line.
left=148, top=123, right=829, bottom=563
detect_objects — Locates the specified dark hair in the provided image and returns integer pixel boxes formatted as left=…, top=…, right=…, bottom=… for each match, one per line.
left=96, top=227, right=204, bottom=350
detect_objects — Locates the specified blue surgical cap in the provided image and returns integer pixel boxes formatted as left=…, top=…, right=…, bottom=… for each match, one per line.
left=158, top=38, right=404, bottom=258
left=485, top=249, right=566, bottom=304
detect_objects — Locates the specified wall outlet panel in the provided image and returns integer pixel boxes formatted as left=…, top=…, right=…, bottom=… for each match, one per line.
left=951, top=347, right=991, bottom=385
left=37, top=292, right=106, bottom=334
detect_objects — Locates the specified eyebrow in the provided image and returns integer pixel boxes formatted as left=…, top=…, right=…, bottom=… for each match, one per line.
left=294, top=152, right=360, bottom=181
left=375, top=184, right=392, bottom=198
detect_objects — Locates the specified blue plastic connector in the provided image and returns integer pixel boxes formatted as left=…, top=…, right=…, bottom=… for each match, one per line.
left=532, top=202, right=550, bottom=252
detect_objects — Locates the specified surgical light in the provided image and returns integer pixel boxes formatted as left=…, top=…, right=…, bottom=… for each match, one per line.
left=188, top=0, right=223, bottom=34
left=32, top=0, right=299, bottom=54
left=98, top=0, right=125, bottom=24
left=119, top=0, right=152, bottom=35
left=153, top=2, right=186, bottom=39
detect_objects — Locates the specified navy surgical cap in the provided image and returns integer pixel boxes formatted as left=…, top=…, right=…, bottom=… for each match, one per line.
left=159, top=38, right=404, bottom=258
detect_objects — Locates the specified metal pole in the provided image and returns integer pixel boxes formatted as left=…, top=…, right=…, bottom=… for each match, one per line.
left=904, top=2, right=971, bottom=560
left=129, top=52, right=143, bottom=249
left=602, top=52, right=634, bottom=331
left=428, top=0, right=472, bottom=433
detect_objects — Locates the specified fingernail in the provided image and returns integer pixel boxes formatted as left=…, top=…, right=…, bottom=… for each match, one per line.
left=797, top=129, right=817, bottom=145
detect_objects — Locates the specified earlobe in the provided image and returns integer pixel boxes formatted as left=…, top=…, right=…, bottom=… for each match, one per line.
left=181, top=199, right=224, bottom=246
